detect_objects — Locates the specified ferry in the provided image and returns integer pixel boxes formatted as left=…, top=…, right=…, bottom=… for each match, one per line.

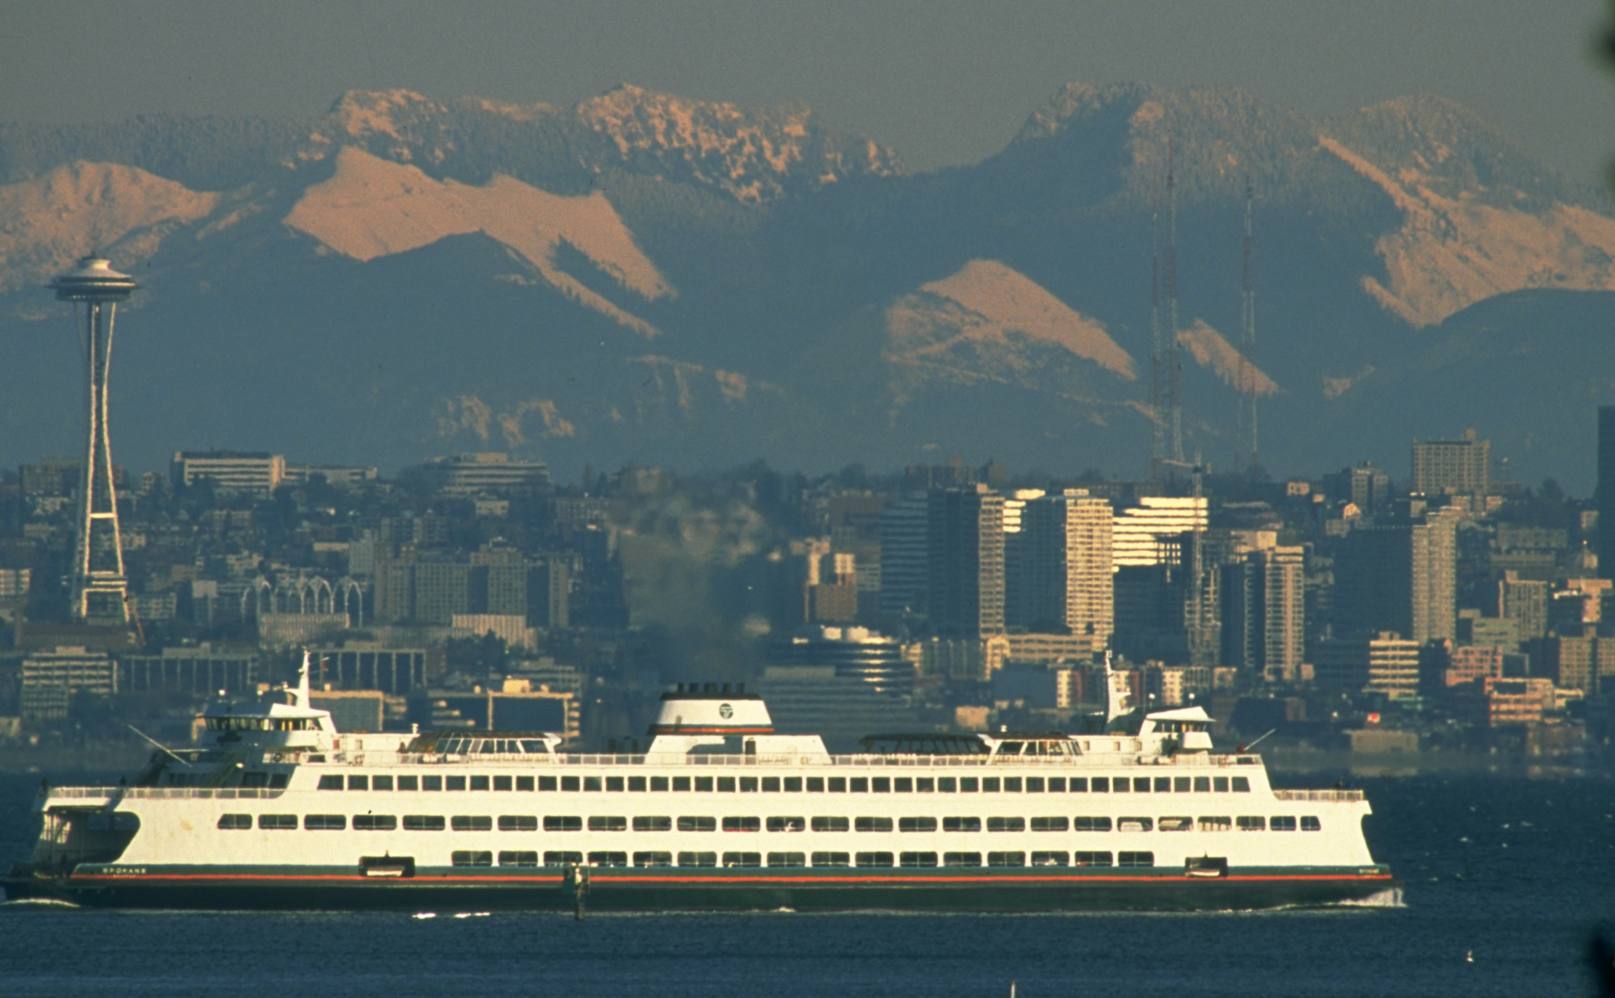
left=2, top=655, right=1395, bottom=911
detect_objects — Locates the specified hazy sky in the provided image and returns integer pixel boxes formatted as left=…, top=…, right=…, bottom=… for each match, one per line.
left=5, top=1, right=1613, bottom=187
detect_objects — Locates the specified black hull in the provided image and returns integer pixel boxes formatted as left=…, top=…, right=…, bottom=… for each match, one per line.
left=2, top=872, right=1398, bottom=913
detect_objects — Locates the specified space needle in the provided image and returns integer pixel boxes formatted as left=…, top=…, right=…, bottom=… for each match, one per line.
left=51, top=254, right=137, bottom=624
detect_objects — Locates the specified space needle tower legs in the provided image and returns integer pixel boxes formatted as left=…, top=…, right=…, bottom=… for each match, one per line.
left=51, top=255, right=137, bottom=624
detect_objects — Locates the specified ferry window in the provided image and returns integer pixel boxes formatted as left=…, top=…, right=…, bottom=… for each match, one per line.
left=899, top=817, right=937, bottom=833
left=850, top=778, right=869, bottom=793
left=829, top=778, right=847, bottom=793
left=693, top=776, right=714, bottom=793
left=1069, top=778, right=1088, bottom=793
left=894, top=778, right=913, bottom=793
left=762, top=777, right=781, bottom=793
left=1173, top=777, right=1190, bottom=793
left=606, top=777, right=625, bottom=792
left=424, top=776, right=443, bottom=792
left=353, top=814, right=397, bottom=831
left=493, top=776, right=513, bottom=792
left=784, top=777, right=803, bottom=793
left=582, top=777, right=601, bottom=792
left=1110, top=778, right=1128, bottom=794
left=939, top=778, right=957, bottom=793
left=589, top=851, right=628, bottom=868
left=681, top=777, right=700, bottom=792
left=318, top=775, right=343, bottom=791
left=499, top=851, right=539, bottom=867
left=519, top=740, right=547, bottom=754
left=1073, top=816, right=1112, bottom=832
left=545, top=816, right=582, bottom=831
left=982, top=778, right=1000, bottom=793
left=452, top=815, right=493, bottom=832
left=811, top=816, right=849, bottom=832
left=855, top=852, right=893, bottom=868
left=538, top=776, right=557, bottom=792
left=1301, top=816, right=1322, bottom=832
left=987, top=852, right=1025, bottom=868
left=446, top=776, right=467, bottom=792
left=1270, top=816, right=1298, bottom=831
left=451, top=851, right=493, bottom=867
left=872, top=778, right=891, bottom=793
left=1232, top=777, right=1251, bottom=793
left=739, top=777, right=759, bottom=793
left=717, top=777, right=737, bottom=793
left=1075, top=851, right=1114, bottom=868
left=372, top=775, right=394, bottom=791
left=651, top=777, right=670, bottom=792
left=398, top=776, right=419, bottom=792
left=498, top=815, right=538, bottom=832
left=1237, top=816, right=1265, bottom=832
left=634, top=851, right=673, bottom=868
left=1118, top=851, right=1154, bottom=868
left=544, top=851, right=583, bottom=865
left=1047, top=778, right=1065, bottom=793
left=766, top=816, right=805, bottom=832
left=1090, top=777, right=1109, bottom=793
left=987, top=817, right=1024, bottom=833
left=1118, top=817, right=1153, bottom=832
left=1214, top=777, right=1229, bottom=793
left=1199, top=816, right=1232, bottom=832
left=677, top=852, right=717, bottom=868
left=722, top=852, right=762, bottom=868
left=217, top=813, right=252, bottom=830
left=1193, top=777, right=1211, bottom=793
left=628, top=777, right=647, bottom=792
left=516, top=776, right=534, bottom=792
left=1003, top=778, right=1022, bottom=793
left=634, top=816, right=673, bottom=832
left=240, top=772, right=269, bottom=788
left=767, top=852, right=806, bottom=867
left=1157, top=816, right=1192, bottom=832
left=305, top=814, right=346, bottom=831
left=916, top=778, right=934, bottom=793
left=812, top=852, right=850, bottom=868
left=347, top=775, right=369, bottom=791
left=900, top=852, right=938, bottom=868
left=722, top=816, right=760, bottom=833
left=1030, top=816, right=1068, bottom=832
left=1154, top=777, right=1171, bottom=792
left=1031, top=851, right=1068, bottom=867
left=943, top=852, right=981, bottom=867
left=404, top=815, right=445, bottom=831
left=1025, top=777, right=1044, bottom=793
left=806, top=777, right=824, bottom=792
left=960, top=778, right=979, bottom=793
left=942, top=816, right=981, bottom=832
left=561, top=777, right=580, bottom=792
left=589, top=816, right=628, bottom=832
left=855, top=817, right=893, bottom=832
left=268, top=774, right=289, bottom=789
left=678, top=816, right=717, bottom=832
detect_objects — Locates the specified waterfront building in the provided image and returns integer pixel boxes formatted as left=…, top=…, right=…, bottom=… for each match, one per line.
left=1314, top=632, right=1421, bottom=701
left=20, top=646, right=116, bottom=721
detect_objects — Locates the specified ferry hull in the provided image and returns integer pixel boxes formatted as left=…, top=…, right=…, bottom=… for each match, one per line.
left=3, top=867, right=1397, bottom=913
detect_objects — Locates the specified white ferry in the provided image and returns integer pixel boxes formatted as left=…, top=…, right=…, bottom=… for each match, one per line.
left=4, top=655, right=1395, bottom=911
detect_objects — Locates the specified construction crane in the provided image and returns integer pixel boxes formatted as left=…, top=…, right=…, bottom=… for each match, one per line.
left=1160, top=456, right=1216, bottom=666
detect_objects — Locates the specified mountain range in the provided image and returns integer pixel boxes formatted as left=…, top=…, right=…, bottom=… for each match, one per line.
left=1, top=82, right=1611, bottom=491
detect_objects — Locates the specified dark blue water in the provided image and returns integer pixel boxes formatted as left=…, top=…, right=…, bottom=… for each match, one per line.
left=1, top=772, right=1611, bottom=997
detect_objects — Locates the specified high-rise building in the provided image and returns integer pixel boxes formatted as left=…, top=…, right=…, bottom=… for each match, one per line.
left=1006, top=489, right=1113, bottom=645
left=52, top=256, right=137, bottom=623
left=1411, top=429, right=1489, bottom=499
left=1112, top=496, right=1208, bottom=569
left=1498, top=571, right=1550, bottom=642
left=925, top=486, right=1005, bottom=636
left=878, top=494, right=929, bottom=617
left=1334, top=508, right=1458, bottom=644
left=1222, top=546, right=1305, bottom=682
left=1315, top=632, right=1421, bottom=701
left=1599, top=405, right=1615, bottom=581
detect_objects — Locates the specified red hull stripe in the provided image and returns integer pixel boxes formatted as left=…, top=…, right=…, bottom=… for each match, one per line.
left=74, top=871, right=1393, bottom=886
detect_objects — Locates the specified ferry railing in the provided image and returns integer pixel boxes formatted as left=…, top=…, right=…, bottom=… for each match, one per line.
left=1272, top=788, right=1365, bottom=803
left=328, top=750, right=1268, bottom=769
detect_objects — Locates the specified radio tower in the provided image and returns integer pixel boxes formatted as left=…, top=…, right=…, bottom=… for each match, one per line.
left=52, top=255, right=137, bottom=624
left=1238, top=182, right=1259, bottom=477
left=1164, top=139, right=1185, bottom=470
left=1149, top=207, right=1165, bottom=484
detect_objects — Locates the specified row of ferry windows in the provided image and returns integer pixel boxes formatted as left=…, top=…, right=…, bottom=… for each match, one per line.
left=317, top=774, right=1253, bottom=794
left=218, top=813, right=1320, bottom=833
left=449, top=850, right=1156, bottom=869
